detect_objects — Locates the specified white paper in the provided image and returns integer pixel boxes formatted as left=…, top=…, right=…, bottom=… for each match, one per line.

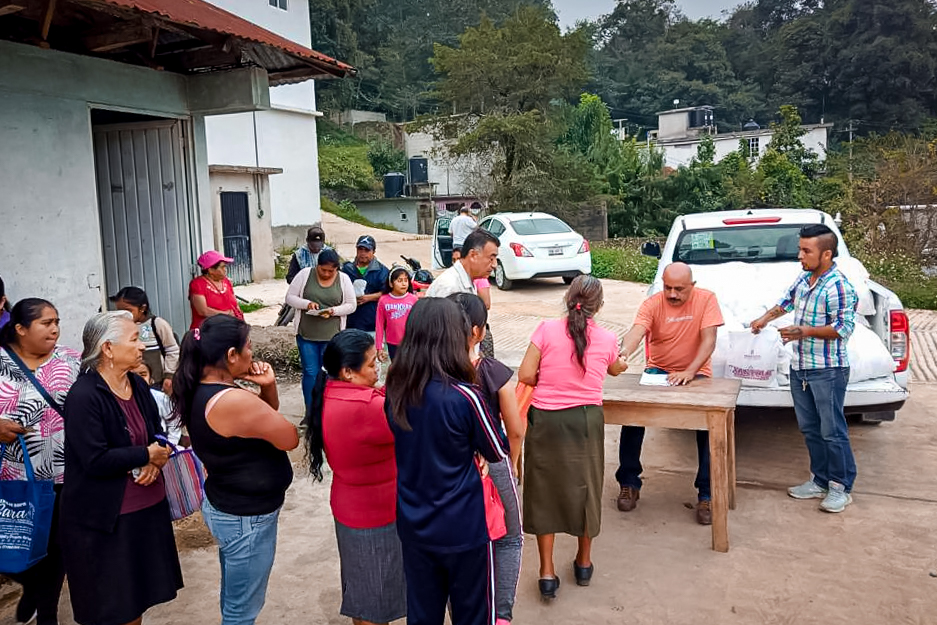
left=305, top=308, right=325, bottom=316
left=639, top=372, right=671, bottom=387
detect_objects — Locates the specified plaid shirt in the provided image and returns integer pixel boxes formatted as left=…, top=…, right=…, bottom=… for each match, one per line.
left=778, top=264, right=858, bottom=370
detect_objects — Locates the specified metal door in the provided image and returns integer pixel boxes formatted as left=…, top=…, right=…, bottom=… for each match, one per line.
left=220, top=192, right=253, bottom=285
left=93, top=120, right=196, bottom=333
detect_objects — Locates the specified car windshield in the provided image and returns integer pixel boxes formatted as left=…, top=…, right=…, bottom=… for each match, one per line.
left=510, top=218, right=571, bottom=236
left=673, top=224, right=809, bottom=264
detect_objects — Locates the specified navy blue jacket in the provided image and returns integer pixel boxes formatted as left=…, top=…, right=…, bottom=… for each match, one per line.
left=342, top=259, right=390, bottom=332
left=387, top=378, right=508, bottom=552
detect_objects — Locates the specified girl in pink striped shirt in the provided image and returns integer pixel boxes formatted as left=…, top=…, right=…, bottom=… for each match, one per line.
left=376, top=268, right=419, bottom=361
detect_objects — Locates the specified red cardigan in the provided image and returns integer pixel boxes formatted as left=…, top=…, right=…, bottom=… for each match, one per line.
left=322, top=380, right=397, bottom=529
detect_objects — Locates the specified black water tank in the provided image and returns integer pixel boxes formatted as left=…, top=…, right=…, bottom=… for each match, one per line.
left=409, top=157, right=428, bottom=184
left=384, top=172, right=405, bottom=198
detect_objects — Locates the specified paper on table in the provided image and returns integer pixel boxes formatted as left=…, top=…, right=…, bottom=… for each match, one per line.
left=639, top=372, right=671, bottom=387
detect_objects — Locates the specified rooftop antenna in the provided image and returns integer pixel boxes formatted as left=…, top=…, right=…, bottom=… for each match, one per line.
left=673, top=99, right=680, bottom=108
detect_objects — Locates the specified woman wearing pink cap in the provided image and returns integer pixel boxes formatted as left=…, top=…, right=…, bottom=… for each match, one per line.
left=188, top=251, right=244, bottom=330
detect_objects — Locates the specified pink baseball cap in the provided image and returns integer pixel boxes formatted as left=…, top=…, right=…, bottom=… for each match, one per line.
left=197, top=250, right=233, bottom=270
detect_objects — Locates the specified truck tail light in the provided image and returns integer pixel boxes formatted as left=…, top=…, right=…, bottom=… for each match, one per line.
left=510, top=242, right=533, bottom=257
left=578, top=240, right=590, bottom=254
left=889, top=309, right=911, bottom=373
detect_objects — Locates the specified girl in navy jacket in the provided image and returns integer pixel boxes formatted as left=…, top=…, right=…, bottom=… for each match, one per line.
left=385, top=297, right=508, bottom=625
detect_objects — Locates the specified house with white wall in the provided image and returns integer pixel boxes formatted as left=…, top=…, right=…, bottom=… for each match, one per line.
left=647, top=106, right=832, bottom=169
left=0, top=0, right=351, bottom=345
left=203, top=0, right=328, bottom=281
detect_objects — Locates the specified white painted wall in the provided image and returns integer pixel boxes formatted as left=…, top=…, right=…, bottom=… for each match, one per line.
left=203, top=0, right=322, bottom=227
left=657, top=126, right=830, bottom=169
left=405, top=131, right=492, bottom=198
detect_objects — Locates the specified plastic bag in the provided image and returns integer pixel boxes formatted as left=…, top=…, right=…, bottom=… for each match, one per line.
left=724, top=328, right=781, bottom=387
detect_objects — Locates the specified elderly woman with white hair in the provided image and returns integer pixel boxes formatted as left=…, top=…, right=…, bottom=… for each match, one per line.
left=60, top=311, right=183, bottom=625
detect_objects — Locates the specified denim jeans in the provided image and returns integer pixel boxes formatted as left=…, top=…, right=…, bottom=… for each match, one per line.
left=296, top=335, right=328, bottom=410
left=615, top=367, right=711, bottom=500
left=488, top=459, right=522, bottom=621
left=789, top=367, right=856, bottom=492
left=202, top=499, right=281, bottom=625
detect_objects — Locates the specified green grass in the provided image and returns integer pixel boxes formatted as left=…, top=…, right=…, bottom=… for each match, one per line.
left=238, top=300, right=266, bottom=314
left=321, top=197, right=399, bottom=232
left=879, top=277, right=937, bottom=310
left=590, top=243, right=659, bottom=284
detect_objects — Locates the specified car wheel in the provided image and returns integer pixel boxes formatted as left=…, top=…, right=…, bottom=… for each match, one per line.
left=562, top=276, right=575, bottom=285
left=494, top=261, right=513, bottom=290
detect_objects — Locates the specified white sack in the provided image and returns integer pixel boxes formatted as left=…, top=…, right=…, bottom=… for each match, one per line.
left=837, top=257, right=876, bottom=317
left=847, top=324, right=896, bottom=382
left=724, top=328, right=781, bottom=387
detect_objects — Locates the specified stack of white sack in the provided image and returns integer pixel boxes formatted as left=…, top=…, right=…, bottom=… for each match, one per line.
left=698, top=262, right=891, bottom=386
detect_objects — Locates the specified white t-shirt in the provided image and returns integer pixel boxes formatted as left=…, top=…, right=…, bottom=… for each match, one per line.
left=426, top=261, right=477, bottom=299
left=449, top=214, right=477, bottom=246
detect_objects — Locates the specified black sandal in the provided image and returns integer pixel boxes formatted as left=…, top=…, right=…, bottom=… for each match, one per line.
left=538, top=576, right=560, bottom=599
left=574, top=561, right=594, bottom=586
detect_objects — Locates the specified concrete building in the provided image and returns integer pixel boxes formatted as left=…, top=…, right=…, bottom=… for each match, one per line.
left=203, top=0, right=324, bottom=282
left=0, top=0, right=351, bottom=346
left=648, top=106, right=832, bottom=169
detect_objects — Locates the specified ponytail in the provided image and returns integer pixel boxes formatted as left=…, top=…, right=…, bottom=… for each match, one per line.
left=564, top=275, right=604, bottom=372
left=170, top=316, right=250, bottom=428
left=303, top=369, right=329, bottom=482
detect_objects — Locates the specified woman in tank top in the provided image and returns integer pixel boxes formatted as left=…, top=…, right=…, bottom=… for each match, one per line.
left=285, top=248, right=357, bottom=411
left=171, top=315, right=299, bottom=625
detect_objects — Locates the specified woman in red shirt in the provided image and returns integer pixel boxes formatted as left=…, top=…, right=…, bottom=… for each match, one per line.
left=305, top=329, right=406, bottom=625
left=188, top=251, right=244, bottom=330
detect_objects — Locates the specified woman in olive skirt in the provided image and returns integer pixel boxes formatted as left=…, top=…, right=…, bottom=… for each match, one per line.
left=518, top=276, right=628, bottom=600
left=61, top=312, right=183, bottom=625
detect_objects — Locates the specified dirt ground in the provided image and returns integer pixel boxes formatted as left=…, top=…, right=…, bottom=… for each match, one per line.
left=4, top=216, right=937, bottom=624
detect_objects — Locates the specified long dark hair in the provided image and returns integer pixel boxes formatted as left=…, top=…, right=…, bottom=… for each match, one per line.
left=0, top=275, right=10, bottom=313
left=171, top=315, right=250, bottom=427
left=0, top=298, right=56, bottom=348
left=304, top=329, right=375, bottom=482
left=447, top=292, right=487, bottom=333
left=109, top=286, right=154, bottom=319
left=385, top=298, right=475, bottom=430
left=382, top=267, right=413, bottom=295
left=565, top=275, right=604, bottom=371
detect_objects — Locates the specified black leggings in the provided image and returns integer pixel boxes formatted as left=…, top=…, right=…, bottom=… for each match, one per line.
left=401, top=541, right=493, bottom=625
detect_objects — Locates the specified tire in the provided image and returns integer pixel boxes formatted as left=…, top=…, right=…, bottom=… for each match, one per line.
left=494, top=261, right=514, bottom=290
left=562, top=276, right=575, bottom=285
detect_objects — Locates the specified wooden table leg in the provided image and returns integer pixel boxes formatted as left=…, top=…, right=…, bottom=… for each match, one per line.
left=727, top=408, right=737, bottom=511
left=707, top=410, right=729, bottom=553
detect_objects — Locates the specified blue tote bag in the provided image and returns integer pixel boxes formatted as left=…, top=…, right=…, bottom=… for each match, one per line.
left=0, top=434, right=56, bottom=573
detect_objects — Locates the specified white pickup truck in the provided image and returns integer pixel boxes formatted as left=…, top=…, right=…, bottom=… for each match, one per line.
left=641, top=208, right=910, bottom=422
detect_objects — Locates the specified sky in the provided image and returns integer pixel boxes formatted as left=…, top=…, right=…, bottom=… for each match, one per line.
left=552, top=0, right=741, bottom=27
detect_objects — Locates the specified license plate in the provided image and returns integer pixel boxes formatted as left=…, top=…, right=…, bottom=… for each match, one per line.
left=548, top=247, right=563, bottom=256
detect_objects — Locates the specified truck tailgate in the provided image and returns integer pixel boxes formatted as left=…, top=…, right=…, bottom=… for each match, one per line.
left=739, top=377, right=909, bottom=408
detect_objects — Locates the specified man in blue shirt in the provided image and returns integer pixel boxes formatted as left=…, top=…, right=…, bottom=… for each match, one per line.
left=751, top=224, right=859, bottom=513
left=341, top=235, right=390, bottom=335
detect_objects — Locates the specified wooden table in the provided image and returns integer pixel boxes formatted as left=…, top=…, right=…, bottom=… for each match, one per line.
left=602, top=375, right=742, bottom=552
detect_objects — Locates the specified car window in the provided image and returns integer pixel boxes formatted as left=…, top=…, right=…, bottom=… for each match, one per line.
left=485, top=219, right=505, bottom=236
left=436, top=217, right=451, bottom=236
left=509, top=218, right=571, bottom=236
left=673, top=225, right=809, bottom=264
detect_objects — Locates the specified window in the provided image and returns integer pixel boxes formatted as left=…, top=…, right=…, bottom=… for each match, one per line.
left=673, top=224, right=814, bottom=264
left=268, top=0, right=287, bottom=10
left=748, top=137, right=760, bottom=157
left=509, top=218, right=571, bottom=236
left=485, top=219, right=506, bottom=237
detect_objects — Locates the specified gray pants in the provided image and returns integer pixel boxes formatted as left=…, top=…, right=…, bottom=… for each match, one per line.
left=488, top=458, right=523, bottom=621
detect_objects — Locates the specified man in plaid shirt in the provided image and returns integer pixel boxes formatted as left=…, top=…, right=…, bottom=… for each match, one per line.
left=751, top=224, right=859, bottom=513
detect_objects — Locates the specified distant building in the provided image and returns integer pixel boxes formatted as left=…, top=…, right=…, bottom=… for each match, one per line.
left=647, top=105, right=832, bottom=169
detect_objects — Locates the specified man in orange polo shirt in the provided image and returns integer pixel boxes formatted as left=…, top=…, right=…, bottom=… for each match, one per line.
left=615, top=262, right=724, bottom=525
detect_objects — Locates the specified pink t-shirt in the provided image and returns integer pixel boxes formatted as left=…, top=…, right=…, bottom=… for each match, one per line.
left=473, top=278, right=490, bottom=291
left=530, top=318, right=619, bottom=411
left=375, top=292, right=419, bottom=350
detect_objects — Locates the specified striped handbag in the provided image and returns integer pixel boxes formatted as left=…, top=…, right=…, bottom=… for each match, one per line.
left=156, top=436, right=206, bottom=521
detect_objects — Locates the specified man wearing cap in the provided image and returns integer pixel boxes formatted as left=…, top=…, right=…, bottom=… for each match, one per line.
left=286, top=225, right=332, bottom=283
left=188, top=250, right=244, bottom=330
left=341, top=235, right=390, bottom=335
left=448, top=206, right=477, bottom=262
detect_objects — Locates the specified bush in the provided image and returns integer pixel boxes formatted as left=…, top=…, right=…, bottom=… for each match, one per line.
left=238, top=299, right=265, bottom=314
left=854, top=249, right=937, bottom=310
left=367, top=140, right=407, bottom=178
left=590, top=244, right=658, bottom=284
left=321, top=197, right=399, bottom=231
left=318, top=145, right=375, bottom=190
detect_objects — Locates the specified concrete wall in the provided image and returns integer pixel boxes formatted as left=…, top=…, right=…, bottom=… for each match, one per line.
left=203, top=0, right=322, bottom=230
left=209, top=172, right=277, bottom=281
left=658, top=126, right=829, bottom=169
left=354, top=200, right=422, bottom=234
left=404, top=131, right=492, bottom=198
left=658, top=111, right=690, bottom=141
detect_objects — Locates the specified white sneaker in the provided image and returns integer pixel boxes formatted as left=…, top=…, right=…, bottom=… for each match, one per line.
left=820, top=484, right=853, bottom=513
left=788, top=479, right=828, bottom=499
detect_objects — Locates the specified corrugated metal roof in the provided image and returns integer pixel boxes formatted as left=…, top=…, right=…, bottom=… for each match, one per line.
left=85, top=0, right=355, bottom=80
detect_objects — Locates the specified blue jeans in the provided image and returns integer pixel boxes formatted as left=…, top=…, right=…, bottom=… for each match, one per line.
left=202, top=499, right=281, bottom=625
left=615, top=367, right=711, bottom=500
left=296, top=335, right=328, bottom=410
left=789, top=367, right=856, bottom=491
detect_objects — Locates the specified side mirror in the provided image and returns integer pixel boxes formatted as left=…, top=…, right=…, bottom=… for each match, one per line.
left=641, top=241, right=661, bottom=259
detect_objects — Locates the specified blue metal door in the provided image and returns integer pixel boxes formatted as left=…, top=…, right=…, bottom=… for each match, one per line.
left=220, top=192, right=253, bottom=285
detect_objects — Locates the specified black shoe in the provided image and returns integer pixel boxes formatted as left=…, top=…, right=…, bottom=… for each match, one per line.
left=574, top=561, right=594, bottom=586
left=538, top=576, right=560, bottom=599
left=15, top=595, right=37, bottom=624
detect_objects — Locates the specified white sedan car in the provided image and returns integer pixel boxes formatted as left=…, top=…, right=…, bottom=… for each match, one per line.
left=432, top=212, right=592, bottom=290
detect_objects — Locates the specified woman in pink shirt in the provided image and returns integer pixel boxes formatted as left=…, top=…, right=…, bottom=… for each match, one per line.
left=376, top=268, right=418, bottom=362
left=518, top=275, right=628, bottom=600
left=305, top=329, right=406, bottom=625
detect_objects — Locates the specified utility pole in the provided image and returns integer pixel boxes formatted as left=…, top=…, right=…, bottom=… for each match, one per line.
left=847, top=120, right=857, bottom=182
